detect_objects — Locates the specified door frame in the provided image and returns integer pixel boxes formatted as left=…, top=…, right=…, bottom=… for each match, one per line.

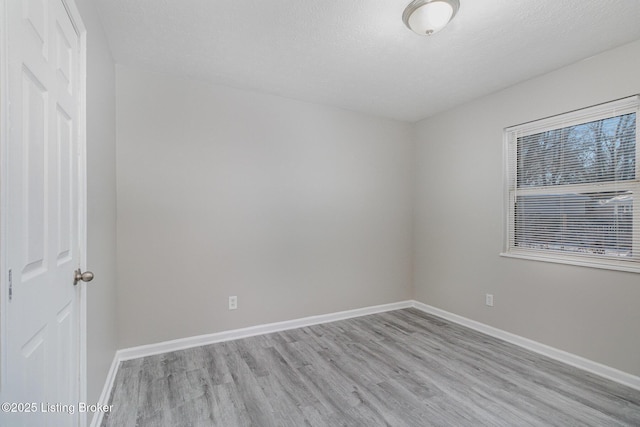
left=0, top=0, right=88, bottom=424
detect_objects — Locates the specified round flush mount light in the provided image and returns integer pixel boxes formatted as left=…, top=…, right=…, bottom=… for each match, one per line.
left=402, top=0, right=460, bottom=36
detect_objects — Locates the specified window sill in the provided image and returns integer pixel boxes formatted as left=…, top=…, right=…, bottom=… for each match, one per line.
left=499, top=251, right=640, bottom=274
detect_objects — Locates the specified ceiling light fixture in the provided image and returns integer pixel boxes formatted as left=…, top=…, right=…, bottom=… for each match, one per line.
left=402, top=0, right=460, bottom=36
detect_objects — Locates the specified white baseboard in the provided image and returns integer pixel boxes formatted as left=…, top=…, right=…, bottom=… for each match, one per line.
left=411, top=301, right=640, bottom=391
left=92, top=298, right=640, bottom=421
left=90, top=351, right=121, bottom=427
left=118, top=300, right=413, bottom=361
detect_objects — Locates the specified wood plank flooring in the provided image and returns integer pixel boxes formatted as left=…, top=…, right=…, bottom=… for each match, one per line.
left=102, top=308, right=640, bottom=426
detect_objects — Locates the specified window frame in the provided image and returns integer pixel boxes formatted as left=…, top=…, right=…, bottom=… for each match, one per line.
left=502, top=95, right=640, bottom=273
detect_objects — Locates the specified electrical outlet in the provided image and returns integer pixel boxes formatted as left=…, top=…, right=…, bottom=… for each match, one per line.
left=485, top=294, right=494, bottom=307
left=229, top=296, right=238, bottom=310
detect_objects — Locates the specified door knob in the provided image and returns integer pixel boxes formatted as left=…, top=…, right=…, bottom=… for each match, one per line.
left=74, top=269, right=94, bottom=285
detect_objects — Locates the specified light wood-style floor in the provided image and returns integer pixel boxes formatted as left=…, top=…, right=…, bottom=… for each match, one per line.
left=102, top=308, right=640, bottom=426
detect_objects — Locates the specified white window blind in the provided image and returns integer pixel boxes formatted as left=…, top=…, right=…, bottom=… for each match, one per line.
left=503, top=96, right=640, bottom=273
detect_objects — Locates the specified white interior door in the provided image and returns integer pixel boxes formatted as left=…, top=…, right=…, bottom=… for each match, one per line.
left=1, top=0, right=85, bottom=425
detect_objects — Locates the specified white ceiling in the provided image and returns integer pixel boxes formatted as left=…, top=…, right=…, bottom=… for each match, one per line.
left=94, top=0, right=640, bottom=122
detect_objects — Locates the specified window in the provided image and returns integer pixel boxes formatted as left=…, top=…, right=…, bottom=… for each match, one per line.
left=503, top=96, right=640, bottom=273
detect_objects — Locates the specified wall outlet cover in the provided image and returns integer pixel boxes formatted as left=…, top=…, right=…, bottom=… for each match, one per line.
left=486, top=294, right=494, bottom=307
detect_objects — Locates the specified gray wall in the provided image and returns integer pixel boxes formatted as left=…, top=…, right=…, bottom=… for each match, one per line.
left=116, top=66, right=415, bottom=348
left=414, top=39, right=640, bottom=376
left=75, top=0, right=118, bottom=405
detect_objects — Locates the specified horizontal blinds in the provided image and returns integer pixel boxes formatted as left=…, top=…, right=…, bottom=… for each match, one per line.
left=506, top=96, right=640, bottom=266
left=514, top=191, right=634, bottom=259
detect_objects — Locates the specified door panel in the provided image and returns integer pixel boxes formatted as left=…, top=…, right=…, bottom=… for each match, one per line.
left=55, top=23, right=73, bottom=94
left=21, top=69, right=48, bottom=279
left=56, top=106, right=73, bottom=264
left=24, top=0, right=48, bottom=55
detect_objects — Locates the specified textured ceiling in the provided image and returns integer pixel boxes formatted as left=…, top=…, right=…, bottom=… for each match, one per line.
left=94, top=0, right=640, bottom=122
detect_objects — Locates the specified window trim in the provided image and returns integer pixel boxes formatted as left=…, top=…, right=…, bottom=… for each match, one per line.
left=501, top=95, right=640, bottom=273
